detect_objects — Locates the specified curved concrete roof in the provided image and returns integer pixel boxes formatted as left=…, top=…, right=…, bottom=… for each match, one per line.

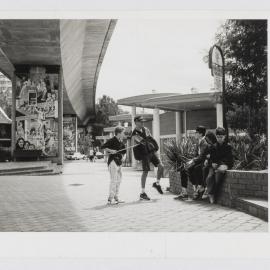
left=118, top=92, right=219, bottom=111
left=0, top=19, right=116, bottom=124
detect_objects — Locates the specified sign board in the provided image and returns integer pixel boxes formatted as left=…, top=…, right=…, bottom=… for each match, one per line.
left=209, top=45, right=224, bottom=92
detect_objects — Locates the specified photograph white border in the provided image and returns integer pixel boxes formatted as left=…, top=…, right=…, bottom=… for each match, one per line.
left=0, top=0, right=269, bottom=262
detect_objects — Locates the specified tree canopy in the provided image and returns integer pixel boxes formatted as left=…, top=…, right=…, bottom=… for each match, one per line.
left=215, top=19, right=267, bottom=135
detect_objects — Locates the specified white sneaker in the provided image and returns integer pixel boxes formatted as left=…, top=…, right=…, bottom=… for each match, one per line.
left=115, top=199, right=125, bottom=204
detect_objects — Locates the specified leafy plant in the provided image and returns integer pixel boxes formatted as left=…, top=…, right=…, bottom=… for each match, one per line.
left=163, top=137, right=198, bottom=171
left=230, top=134, right=268, bottom=170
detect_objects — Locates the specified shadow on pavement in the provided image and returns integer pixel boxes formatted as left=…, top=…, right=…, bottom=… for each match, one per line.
left=87, top=198, right=160, bottom=211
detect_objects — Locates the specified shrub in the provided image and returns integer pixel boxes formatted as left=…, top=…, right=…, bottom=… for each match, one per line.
left=163, top=134, right=267, bottom=172
left=230, top=134, right=268, bottom=170
left=163, top=136, right=198, bottom=172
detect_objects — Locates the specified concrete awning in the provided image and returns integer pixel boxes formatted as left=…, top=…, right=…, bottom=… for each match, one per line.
left=0, top=19, right=116, bottom=125
left=109, top=113, right=153, bottom=122
left=117, top=93, right=177, bottom=108
left=118, top=92, right=219, bottom=111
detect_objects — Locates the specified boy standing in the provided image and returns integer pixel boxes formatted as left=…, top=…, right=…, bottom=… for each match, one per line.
left=101, top=126, right=126, bottom=204
left=132, top=116, right=164, bottom=201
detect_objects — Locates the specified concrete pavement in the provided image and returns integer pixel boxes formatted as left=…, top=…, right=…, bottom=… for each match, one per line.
left=0, top=160, right=267, bottom=232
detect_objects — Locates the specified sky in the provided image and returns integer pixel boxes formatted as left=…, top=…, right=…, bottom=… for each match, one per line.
left=96, top=18, right=225, bottom=110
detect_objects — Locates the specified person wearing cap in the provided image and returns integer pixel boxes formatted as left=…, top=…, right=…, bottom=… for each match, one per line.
left=131, top=115, right=164, bottom=201
left=205, top=127, right=233, bottom=203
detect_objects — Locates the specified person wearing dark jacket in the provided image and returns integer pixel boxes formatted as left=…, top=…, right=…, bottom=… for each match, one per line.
left=101, top=126, right=126, bottom=204
left=185, top=126, right=208, bottom=199
left=205, top=127, right=233, bottom=204
left=174, top=126, right=208, bottom=200
left=131, top=116, right=164, bottom=201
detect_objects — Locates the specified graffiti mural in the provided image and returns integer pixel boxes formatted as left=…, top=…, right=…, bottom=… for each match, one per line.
left=63, top=116, right=76, bottom=153
left=15, top=66, right=59, bottom=157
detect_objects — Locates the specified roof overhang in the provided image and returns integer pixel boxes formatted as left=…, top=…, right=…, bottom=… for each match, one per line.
left=118, top=92, right=219, bottom=111
left=109, top=113, right=153, bottom=122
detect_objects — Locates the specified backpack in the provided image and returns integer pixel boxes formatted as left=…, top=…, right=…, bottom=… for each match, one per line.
left=132, top=127, right=159, bottom=160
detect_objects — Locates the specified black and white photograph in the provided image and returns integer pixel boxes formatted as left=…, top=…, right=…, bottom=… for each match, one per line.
left=0, top=12, right=268, bottom=235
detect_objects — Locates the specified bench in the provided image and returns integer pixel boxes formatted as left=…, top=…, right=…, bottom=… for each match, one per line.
left=13, top=149, right=42, bottom=161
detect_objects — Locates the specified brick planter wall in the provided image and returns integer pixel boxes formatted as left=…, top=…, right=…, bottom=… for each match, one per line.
left=168, top=170, right=182, bottom=194
left=168, top=169, right=268, bottom=202
left=216, top=170, right=268, bottom=207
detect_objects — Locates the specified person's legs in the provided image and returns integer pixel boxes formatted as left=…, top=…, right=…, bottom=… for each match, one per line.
left=206, top=167, right=216, bottom=203
left=114, top=166, right=124, bottom=203
left=202, top=167, right=214, bottom=199
left=108, top=161, right=118, bottom=203
left=156, top=163, right=164, bottom=183
left=151, top=153, right=164, bottom=194
left=202, top=166, right=209, bottom=188
left=174, top=168, right=189, bottom=200
left=140, top=156, right=151, bottom=200
left=141, top=170, right=148, bottom=192
left=189, top=164, right=203, bottom=199
left=213, top=169, right=226, bottom=202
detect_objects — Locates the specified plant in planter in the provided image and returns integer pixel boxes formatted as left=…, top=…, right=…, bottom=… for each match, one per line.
left=163, top=137, right=197, bottom=193
left=230, top=134, right=268, bottom=170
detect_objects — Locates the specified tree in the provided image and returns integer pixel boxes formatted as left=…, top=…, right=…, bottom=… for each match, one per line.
left=215, top=20, right=267, bottom=135
left=91, top=95, right=121, bottom=138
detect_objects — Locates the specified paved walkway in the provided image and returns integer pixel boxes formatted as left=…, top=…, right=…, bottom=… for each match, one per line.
left=0, top=160, right=267, bottom=232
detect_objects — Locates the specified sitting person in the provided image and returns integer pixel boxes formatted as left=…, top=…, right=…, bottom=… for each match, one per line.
left=23, top=141, right=30, bottom=150
left=174, top=126, right=209, bottom=200
left=201, top=131, right=218, bottom=199
left=204, top=127, right=233, bottom=204
left=16, top=137, right=25, bottom=150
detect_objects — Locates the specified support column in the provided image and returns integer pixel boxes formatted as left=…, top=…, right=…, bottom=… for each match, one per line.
left=11, top=73, right=16, bottom=159
left=183, top=110, right=187, bottom=138
left=131, top=106, right=136, bottom=168
left=175, top=111, right=182, bottom=142
left=75, top=116, right=78, bottom=152
left=215, top=103, right=223, bottom=128
left=58, top=67, right=64, bottom=165
left=153, top=107, right=160, bottom=154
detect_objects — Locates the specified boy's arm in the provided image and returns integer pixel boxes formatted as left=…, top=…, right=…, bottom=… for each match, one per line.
left=101, top=140, right=117, bottom=154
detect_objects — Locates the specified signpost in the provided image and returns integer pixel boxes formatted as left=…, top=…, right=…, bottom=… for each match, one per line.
left=209, top=45, right=228, bottom=134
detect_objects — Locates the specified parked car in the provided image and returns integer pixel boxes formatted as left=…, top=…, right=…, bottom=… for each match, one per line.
left=66, top=152, right=86, bottom=160
left=95, top=151, right=104, bottom=159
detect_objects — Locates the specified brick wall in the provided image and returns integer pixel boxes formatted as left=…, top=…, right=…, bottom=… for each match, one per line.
left=217, top=170, right=268, bottom=207
left=169, top=169, right=268, bottom=204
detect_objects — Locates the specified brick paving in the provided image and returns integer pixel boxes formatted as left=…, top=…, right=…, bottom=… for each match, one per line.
left=0, top=160, right=267, bottom=232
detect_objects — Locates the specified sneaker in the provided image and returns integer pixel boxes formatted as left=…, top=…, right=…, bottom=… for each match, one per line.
left=140, top=192, right=151, bottom=201
left=152, top=182, right=163, bottom=194
left=114, top=198, right=125, bottom=204
left=174, top=192, right=188, bottom=200
left=107, top=199, right=112, bottom=205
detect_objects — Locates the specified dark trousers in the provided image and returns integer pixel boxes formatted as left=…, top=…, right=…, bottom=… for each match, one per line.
left=180, top=164, right=203, bottom=188
left=206, top=169, right=226, bottom=197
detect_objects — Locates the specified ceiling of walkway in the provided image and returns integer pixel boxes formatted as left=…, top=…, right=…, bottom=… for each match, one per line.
left=0, top=19, right=116, bottom=124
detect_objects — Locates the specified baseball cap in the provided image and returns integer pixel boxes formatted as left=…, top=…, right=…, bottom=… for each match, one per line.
left=134, top=116, right=145, bottom=122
